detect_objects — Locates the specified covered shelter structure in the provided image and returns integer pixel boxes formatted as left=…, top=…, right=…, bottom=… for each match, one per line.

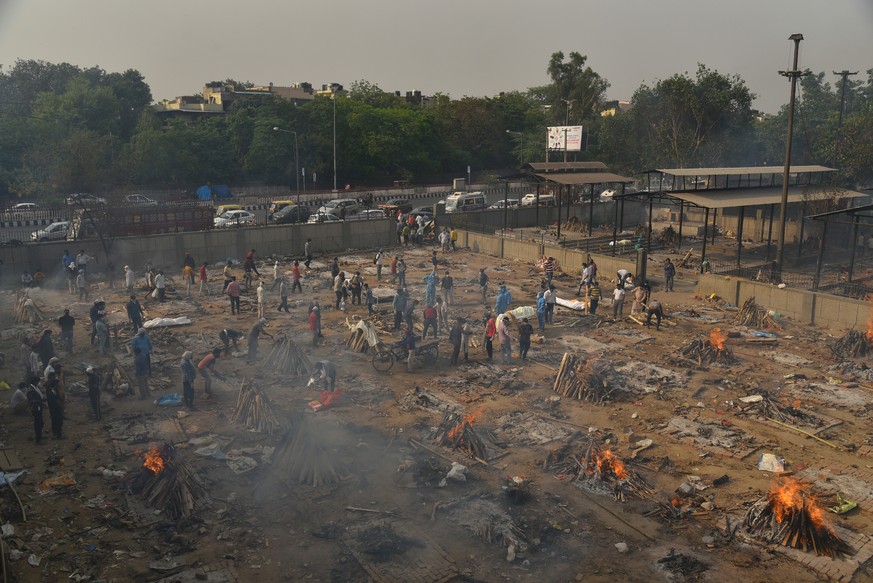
left=522, top=162, right=634, bottom=238
left=808, top=203, right=873, bottom=296
left=614, top=166, right=866, bottom=273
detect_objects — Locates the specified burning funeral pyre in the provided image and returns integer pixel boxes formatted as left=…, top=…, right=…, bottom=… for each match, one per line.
left=231, top=380, right=287, bottom=435
left=263, top=335, right=311, bottom=376
left=128, top=445, right=208, bottom=519
left=574, top=442, right=653, bottom=502
left=676, top=328, right=737, bottom=366
left=552, top=353, right=615, bottom=404
left=744, top=478, right=853, bottom=557
left=831, top=329, right=871, bottom=359
left=436, top=409, right=489, bottom=461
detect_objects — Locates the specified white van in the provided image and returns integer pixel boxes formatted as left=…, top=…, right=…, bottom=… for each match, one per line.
left=520, top=193, right=555, bottom=207
left=445, top=191, right=487, bottom=213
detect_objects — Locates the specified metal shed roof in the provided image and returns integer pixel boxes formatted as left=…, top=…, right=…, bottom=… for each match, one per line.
left=648, top=165, right=836, bottom=177
left=534, top=172, right=634, bottom=185
left=526, top=162, right=607, bottom=172
left=667, top=186, right=866, bottom=209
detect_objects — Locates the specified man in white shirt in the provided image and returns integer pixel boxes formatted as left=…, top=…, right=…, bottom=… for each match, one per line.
left=612, top=284, right=626, bottom=321
left=544, top=285, right=557, bottom=324
left=154, top=270, right=166, bottom=302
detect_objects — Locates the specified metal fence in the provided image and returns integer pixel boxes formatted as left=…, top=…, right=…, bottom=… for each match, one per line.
left=710, top=260, right=873, bottom=300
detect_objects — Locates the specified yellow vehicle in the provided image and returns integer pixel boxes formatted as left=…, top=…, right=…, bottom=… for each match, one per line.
left=215, top=204, right=242, bottom=217
left=268, top=200, right=294, bottom=215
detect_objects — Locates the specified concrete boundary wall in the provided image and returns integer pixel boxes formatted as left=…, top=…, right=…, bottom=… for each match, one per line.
left=697, top=273, right=868, bottom=334
left=0, top=220, right=395, bottom=277
left=457, top=230, right=636, bottom=281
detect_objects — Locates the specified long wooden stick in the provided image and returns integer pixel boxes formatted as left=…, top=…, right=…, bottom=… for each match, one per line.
left=765, top=417, right=838, bottom=449
left=3, top=474, right=26, bottom=522
left=576, top=488, right=656, bottom=541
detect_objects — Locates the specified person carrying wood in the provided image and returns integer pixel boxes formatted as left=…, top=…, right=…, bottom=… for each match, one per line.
left=645, top=299, right=664, bottom=331
left=247, top=318, right=273, bottom=363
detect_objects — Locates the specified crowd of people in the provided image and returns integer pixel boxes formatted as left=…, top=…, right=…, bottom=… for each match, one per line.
left=9, top=232, right=676, bottom=442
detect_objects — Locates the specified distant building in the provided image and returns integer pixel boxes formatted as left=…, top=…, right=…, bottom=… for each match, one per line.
left=153, top=81, right=317, bottom=123
left=600, top=100, right=632, bottom=117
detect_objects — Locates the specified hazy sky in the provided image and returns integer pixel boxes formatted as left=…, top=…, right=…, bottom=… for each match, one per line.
left=1, top=0, right=871, bottom=114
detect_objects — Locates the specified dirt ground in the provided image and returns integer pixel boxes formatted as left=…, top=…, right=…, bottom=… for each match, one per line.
left=1, top=241, right=873, bottom=583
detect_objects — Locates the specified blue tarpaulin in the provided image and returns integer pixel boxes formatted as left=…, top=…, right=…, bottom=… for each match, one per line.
left=195, top=184, right=232, bottom=200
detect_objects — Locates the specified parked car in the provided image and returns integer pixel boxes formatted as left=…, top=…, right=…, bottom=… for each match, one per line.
left=409, top=206, right=435, bottom=218
left=307, top=213, right=342, bottom=224
left=214, top=209, right=256, bottom=228
left=11, top=202, right=39, bottom=212
left=317, top=198, right=360, bottom=216
left=489, top=199, right=519, bottom=209
left=124, top=194, right=158, bottom=206
left=378, top=198, right=413, bottom=214
left=31, top=221, right=69, bottom=242
left=269, top=204, right=311, bottom=225
left=66, top=193, right=107, bottom=206
left=348, top=209, right=388, bottom=220
left=520, top=193, right=555, bottom=206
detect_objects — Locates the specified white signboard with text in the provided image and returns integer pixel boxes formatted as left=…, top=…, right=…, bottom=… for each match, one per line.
left=547, top=126, right=584, bottom=151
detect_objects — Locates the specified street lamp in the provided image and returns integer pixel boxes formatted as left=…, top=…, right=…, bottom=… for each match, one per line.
left=331, top=87, right=338, bottom=192
left=272, top=127, right=300, bottom=209
left=505, top=130, right=524, bottom=167
left=560, top=99, right=575, bottom=162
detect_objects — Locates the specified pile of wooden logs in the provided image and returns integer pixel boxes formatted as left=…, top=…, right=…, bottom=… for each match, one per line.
left=346, top=320, right=378, bottom=354
left=264, top=335, right=311, bottom=376
left=745, top=479, right=852, bottom=557
left=129, top=445, right=207, bottom=520
left=562, top=216, right=587, bottom=233
left=675, top=337, right=737, bottom=366
left=552, top=353, right=615, bottom=404
left=231, top=380, right=287, bottom=435
left=436, top=409, right=488, bottom=461
left=102, top=358, right=134, bottom=397
left=741, top=391, right=824, bottom=428
left=831, top=329, right=871, bottom=359
left=658, top=225, right=680, bottom=246
left=734, top=297, right=778, bottom=329
left=14, top=292, right=45, bottom=324
left=272, top=418, right=350, bottom=487
left=576, top=441, right=653, bottom=502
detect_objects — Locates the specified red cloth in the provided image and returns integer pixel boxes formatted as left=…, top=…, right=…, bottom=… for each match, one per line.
left=309, top=312, right=318, bottom=331
left=292, top=265, right=301, bottom=281
left=199, top=265, right=207, bottom=281
left=423, top=306, right=437, bottom=320
left=485, top=318, right=496, bottom=337
left=310, top=388, right=343, bottom=412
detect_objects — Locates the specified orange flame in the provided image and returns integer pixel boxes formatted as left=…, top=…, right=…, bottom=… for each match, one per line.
left=709, top=328, right=727, bottom=351
left=768, top=478, right=826, bottom=529
left=866, top=295, right=873, bottom=344
left=449, top=409, right=483, bottom=441
left=143, top=447, right=165, bottom=475
left=591, top=449, right=629, bottom=480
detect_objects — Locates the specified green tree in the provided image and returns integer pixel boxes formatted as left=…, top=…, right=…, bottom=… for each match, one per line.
left=543, top=51, right=610, bottom=124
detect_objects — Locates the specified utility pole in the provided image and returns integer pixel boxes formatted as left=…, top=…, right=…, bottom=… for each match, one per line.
left=774, top=33, right=808, bottom=280
left=833, top=70, right=858, bottom=128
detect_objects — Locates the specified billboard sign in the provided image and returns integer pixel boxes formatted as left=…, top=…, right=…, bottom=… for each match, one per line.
left=547, top=126, right=584, bottom=151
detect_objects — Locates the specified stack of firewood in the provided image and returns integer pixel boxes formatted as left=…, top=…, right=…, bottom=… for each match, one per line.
left=734, top=297, right=778, bottom=329
left=552, top=353, right=614, bottom=404
left=272, top=418, right=350, bottom=487
left=129, top=445, right=207, bottom=520
left=659, top=225, right=680, bottom=246
left=676, top=338, right=737, bottom=366
left=102, top=358, right=134, bottom=397
left=436, top=409, right=489, bottom=461
left=831, top=329, right=870, bottom=359
left=745, top=479, right=852, bottom=557
left=14, top=292, right=45, bottom=324
left=741, top=391, right=823, bottom=428
left=231, top=380, right=287, bottom=435
left=575, top=441, right=653, bottom=502
left=264, top=335, right=311, bottom=376
left=346, top=320, right=378, bottom=353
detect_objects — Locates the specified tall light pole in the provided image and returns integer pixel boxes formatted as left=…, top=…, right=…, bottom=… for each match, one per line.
left=774, top=33, right=808, bottom=279
left=505, top=130, right=524, bottom=167
left=560, top=99, right=575, bottom=162
left=272, top=127, right=300, bottom=208
left=331, top=87, right=338, bottom=192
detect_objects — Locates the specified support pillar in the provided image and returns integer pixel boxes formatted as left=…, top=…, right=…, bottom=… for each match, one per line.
left=848, top=216, right=859, bottom=283
left=736, top=206, right=745, bottom=268
left=813, top=221, right=827, bottom=291
left=700, top=207, right=710, bottom=274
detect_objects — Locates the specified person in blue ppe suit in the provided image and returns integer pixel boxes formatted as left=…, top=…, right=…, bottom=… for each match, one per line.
left=536, top=291, right=546, bottom=332
left=423, top=270, right=438, bottom=307
left=494, top=284, right=512, bottom=316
